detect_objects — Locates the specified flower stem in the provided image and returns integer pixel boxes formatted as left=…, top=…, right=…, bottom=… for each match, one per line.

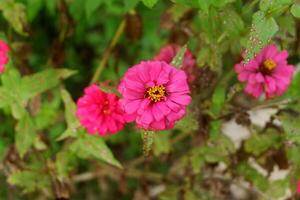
left=142, top=131, right=155, bottom=157
left=90, top=19, right=126, bottom=84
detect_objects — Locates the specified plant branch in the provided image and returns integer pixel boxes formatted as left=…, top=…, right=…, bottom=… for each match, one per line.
left=90, top=19, right=126, bottom=84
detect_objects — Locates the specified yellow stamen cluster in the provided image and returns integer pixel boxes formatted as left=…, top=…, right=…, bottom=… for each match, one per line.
left=263, top=59, right=277, bottom=71
left=146, top=85, right=166, bottom=102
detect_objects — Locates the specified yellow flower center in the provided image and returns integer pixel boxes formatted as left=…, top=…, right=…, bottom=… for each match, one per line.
left=263, top=59, right=277, bottom=71
left=146, top=85, right=166, bottom=102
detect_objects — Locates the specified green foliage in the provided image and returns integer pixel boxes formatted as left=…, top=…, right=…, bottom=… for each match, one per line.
left=266, top=179, right=290, bottom=199
left=237, top=162, right=269, bottom=191
left=0, top=0, right=28, bottom=36
left=170, top=45, right=187, bottom=68
left=15, top=112, right=35, bottom=157
left=211, top=85, right=226, bottom=117
left=0, top=0, right=299, bottom=199
left=284, top=71, right=300, bottom=99
left=85, top=0, right=103, bottom=19
left=245, top=131, right=282, bottom=156
left=175, top=110, right=198, bottom=132
left=141, top=0, right=158, bottom=8
left=70, top=132, right=122, bottom=169
left=21, top=69, right=76, bottom=102
left=153, top=131, right=171, bottom=156
left=280, top=112, right=300, bottom=145
left=291, top=3, right=300, bottom=18
left=8, top=170, right=51, bottom=193
left=26, top=0, right=44, bottom=22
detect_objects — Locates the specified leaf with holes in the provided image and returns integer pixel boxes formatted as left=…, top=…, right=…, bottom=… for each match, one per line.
left=244, top=11, right=278, bottom=61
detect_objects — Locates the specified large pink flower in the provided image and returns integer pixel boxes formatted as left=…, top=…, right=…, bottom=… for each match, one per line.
left=76, top=84, right=126, bottom=136
left=118, top=61, right=191, bottom=131
left=154, top=44, right=196, bottom=83
left=235, top=44, right=295, bottom=99
left=0, top=40, right=9, bottom=74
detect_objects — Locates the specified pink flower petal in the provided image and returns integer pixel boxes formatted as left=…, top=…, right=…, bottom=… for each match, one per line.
left=169, top=95, right=191, bottom=106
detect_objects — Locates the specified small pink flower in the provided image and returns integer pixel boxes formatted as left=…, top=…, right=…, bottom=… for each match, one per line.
left=0, top=40, right=9, bottom=74
left=118, top=61, right=191, bottom=131
left=235, top=44, right=295, bottom=99
left=297, top=180, right=300, bottom=195
left=154, top=44, right=196, bottom=83
left=76, top=84, right=126, bottom=136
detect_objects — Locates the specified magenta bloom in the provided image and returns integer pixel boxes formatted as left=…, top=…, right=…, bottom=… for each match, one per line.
left=154, top=44, right=196, bottom=83
left=0, top=40, right=9, bottom=74
left=118, top=61, right=191, bottom=131
left=76, top=84, right=126, bottom=136
left=235, top=44, right=295, bottom=98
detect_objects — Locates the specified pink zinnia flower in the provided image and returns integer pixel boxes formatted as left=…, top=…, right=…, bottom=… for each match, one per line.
left=297, top=180, right=300, bottom=195
left=76, top=84, right=126, bottom=136
left=118, top=61, right=191, bottom=131
left=235, top=44, right=295, bottom=99
left=0, top=40, right=9, bottom=74
left=154, top=44, right=196, bottom=83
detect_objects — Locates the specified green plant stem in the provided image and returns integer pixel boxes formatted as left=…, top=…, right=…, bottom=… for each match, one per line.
left=90, top=19, right=126, bottom=84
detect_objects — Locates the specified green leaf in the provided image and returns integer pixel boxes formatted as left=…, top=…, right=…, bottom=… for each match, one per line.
left=153, top=131, right=171, bottom=156
left=70, top=133, right=122, bottom=168
left=287, top=146, right=300, bottom=166
left=56, top=122, right=80, bottom=141
left=55, top=150, right=77, bottom=181
left=197, top=0, right=210, bottom=12
left=60, top=88, right=77, bottom=125
left=245, top=132, right=282, bottom=156
left=8, top=170, right=51, bottom=193
left=15, top=112, right=36, bottom=157
left=280, top=112, right=300, bottom=145
left=191, top=153, right=205, bottom=174
left=26, top=0, right=44, bottom=22
left=175, top=110, right=198, bottom=132
left=0, top=87, right=12, bottom=108
left=291, top=4, right=300, bottom=18
left=209, top=120, right=221, bottom=139
left=124, top=0, right=140, bottom=12
left=21, top=69, right=76, bottom=102
left=141, top=0, right=158, bottom=8
left=1, top=67, right=22, bottom=93
left=45, top=0, right=56, bottom=16
left=1, top=68, right=26, bottom=119
left=34, top=90, right=61, bottom=130
left=266, top=179, right=289, bottom=199
left=56, top=88, right=80, bottom=141
left=0, top=0, right=29, bottom=36
left=211, top=85, right=226, bottom=116
left=244, top=11, right=279, bottom=61
left=170, top=45, right=187, bottom=68
left=237, top=162, right=269, bottom=191
left=284, top=72, right=300, bottom=99
left=33, top=137, right=47, bottom=151
left=260, top=0, right=293, bottom=12
left=85, top=0, right=103, bottom=19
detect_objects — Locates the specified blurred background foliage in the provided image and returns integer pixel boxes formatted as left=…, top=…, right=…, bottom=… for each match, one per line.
left=1, top=0, right=300, bottom=199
